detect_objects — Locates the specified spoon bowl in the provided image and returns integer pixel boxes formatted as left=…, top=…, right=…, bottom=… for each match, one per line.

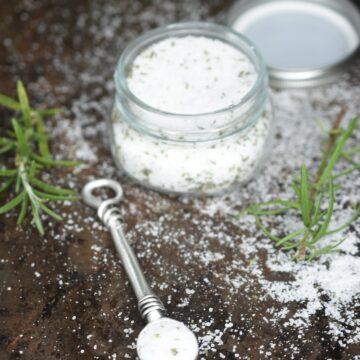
left=137, top=317, right=199, bottom=360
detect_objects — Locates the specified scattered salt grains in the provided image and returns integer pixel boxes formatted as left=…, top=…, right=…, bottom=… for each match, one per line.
left=262, top=248, right=360, bottom=339
left=198, top=251, right=225, bottom=266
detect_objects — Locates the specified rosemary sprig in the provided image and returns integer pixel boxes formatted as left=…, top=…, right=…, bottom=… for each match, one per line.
left=237, top=111, right=360, bottom=261
left=0, top=81, right=80, bottom=235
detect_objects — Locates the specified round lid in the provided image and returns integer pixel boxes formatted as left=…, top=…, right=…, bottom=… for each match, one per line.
left=228, top=0, right=360, bottom=88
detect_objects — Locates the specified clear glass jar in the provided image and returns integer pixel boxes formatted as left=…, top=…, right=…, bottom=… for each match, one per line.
left=109, top=22, right=273, bottom=196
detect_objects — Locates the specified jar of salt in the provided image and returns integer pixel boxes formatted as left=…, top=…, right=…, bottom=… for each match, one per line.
left=109, top=22, right=273, bottom=195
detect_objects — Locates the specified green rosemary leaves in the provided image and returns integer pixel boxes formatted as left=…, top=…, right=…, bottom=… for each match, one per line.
left=238, top=113, right=360, bottom=261
left=0, top=81, right=80, bottom=235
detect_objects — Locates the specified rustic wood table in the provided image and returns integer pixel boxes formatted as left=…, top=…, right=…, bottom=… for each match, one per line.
left=1, top=1, right=360, bottom=359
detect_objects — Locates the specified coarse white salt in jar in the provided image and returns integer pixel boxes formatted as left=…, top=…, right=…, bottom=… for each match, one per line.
left=109, top=22, right=273, bottom=196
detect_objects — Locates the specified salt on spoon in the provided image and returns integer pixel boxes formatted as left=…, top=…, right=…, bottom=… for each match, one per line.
left=82, top=179, right=199, bottom=360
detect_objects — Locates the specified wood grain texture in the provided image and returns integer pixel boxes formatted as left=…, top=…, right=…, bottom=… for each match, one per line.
left=0, top=1, right=359, bottom=359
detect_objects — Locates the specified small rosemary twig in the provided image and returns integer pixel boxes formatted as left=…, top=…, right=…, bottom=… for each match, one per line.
left=237, top=110, right=360, bottom=261
left=0, top=81, right=80, bottom=235
left=296, top=108, right=347, bottom=259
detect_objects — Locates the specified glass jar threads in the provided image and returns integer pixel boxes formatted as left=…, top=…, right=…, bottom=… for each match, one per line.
left=109, top=22, right=273, bottom=196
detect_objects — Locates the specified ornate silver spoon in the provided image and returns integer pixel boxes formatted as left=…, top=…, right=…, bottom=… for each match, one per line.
left=82, top=179, right=199, bottom=360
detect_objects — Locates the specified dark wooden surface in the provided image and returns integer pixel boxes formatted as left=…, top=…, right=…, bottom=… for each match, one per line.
left=1, top=1, right=360, bottom=360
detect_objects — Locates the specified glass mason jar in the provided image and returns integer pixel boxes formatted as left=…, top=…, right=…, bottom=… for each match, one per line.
left=109, top=22, right=273, bottom=196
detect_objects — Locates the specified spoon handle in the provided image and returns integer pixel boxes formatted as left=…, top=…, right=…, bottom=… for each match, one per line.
left=108, top=215, right=166, bottom=322
left=82, top=179, right=165, bottom=322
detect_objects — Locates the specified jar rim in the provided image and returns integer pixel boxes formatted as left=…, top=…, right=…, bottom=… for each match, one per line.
left=114, top=21, right=268, bottom=119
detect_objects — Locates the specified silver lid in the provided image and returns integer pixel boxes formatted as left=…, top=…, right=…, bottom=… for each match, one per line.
left=228, top=0, right=360, bottom=88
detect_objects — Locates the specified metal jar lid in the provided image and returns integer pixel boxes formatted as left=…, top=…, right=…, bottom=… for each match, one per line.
left=228, top=0, right=360, bottom=88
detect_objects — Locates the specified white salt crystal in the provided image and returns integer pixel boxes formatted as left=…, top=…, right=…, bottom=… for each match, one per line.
left=127, top=36, right=256, bottom=114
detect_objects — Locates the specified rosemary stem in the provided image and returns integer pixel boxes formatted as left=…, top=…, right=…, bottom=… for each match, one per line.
left=311, top=107, right=347, bottom=198
left=297, top=230, right=309, bottom=261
